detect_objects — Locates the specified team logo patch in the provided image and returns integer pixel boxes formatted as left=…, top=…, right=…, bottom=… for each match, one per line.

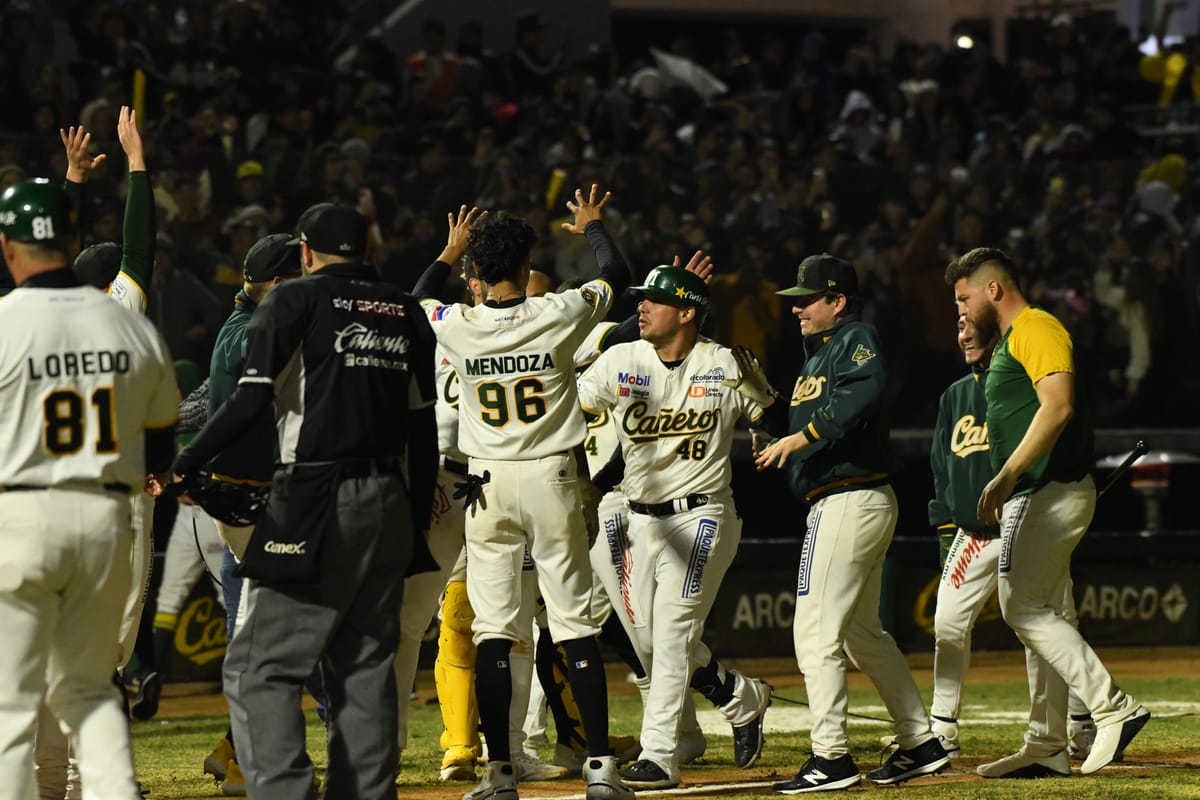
left=683, top=518, right=718, bottom=599
left=432, top=305, right=451, bottom=321
left=797, top=510, right=821, bottom=596
left=850, top=344, right=876, bottom=366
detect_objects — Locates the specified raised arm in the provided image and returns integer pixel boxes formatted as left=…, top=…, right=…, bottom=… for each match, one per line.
left=117, top=106, right=155, bottom=295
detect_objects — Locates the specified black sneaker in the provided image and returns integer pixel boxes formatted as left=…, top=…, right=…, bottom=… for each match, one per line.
left=618, top=759, right=678, bottom=789
left=865, top=738, right=950, bottom=785
left=131, top=671, right=162, bottom=720
left=773, top=755, right=860, bottom=794
left=732, top=678, right=772, bottom=768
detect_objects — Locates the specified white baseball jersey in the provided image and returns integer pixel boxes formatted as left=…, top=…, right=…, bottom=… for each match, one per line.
left=578, top=322, right=621, bottom=477
left=419, top=298, right=468, bottom=463
left=0, top=285, right=177, bottom=489
left=429, top=280, right=614, bottom=459
left=576, top=337, right=763, bottom=504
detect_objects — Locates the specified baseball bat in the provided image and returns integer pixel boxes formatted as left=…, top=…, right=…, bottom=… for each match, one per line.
left=1096, top=439, right=1149, bottom=498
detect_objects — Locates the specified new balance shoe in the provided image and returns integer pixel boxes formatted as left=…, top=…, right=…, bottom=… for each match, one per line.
left=930, top=716, right=960, bottom=759
left=619, top=758, right=678, bottom=789
left=731, top=677, right=772, bottom=768
left=773, top=755, right=860, bottom=794
left=1067, top=715, right=1097, bottom=760
left=585, top=755, right=636, bottom=800
left=442, top=745, right=479, bottom=782
left=464, top=761, right=518, bottom=800
left=977, top=747, right=1070, bottom=778
left=866, top=737, right=950, bottom=785
left=1081, top=705, right=1150, bottom=775
left=511, top=752, right=568, bottom=781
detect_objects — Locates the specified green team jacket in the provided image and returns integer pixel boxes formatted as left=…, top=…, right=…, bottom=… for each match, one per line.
left=205, top=291, right=275, bottom=484
left=928, top=368, right=1000, bottom=536
left=785, top=313, right=896, bottom=503
left=65, top=170, right=155, bottom=300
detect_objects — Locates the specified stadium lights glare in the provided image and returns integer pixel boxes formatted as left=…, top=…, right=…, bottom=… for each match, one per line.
left=956, top=34, right=975, bottom=49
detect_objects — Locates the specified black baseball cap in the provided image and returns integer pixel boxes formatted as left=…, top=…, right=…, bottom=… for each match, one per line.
left=287, top=203, right=367, bottom=258
left=73, top=242, right=122, bottom=289
left=778, top=253, right=858, bottom=297
left=244, top=233, right=302, bottom=282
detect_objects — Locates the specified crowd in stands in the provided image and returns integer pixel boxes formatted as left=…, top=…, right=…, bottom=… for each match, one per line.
left=2, top=0, right=1199, bottom=426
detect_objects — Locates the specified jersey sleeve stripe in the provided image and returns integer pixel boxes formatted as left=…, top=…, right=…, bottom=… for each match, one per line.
left=117, top=269, right=149, bottom=299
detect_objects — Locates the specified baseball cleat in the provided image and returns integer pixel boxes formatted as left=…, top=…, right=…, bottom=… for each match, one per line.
left=586, top=755, right=637, bottom=800
left=204, top=736, right=236, bottom=782
left=463, top=761, right=518, bottom=800
left=677, top=728, right=707, bottom=765
left=618, top=758, right=677, bottom=789
left=976, top=747, right=1070, bottom=778
left=865, top=737, right=950, bottom=785
left=221, top=760, right=247, bottom=796
left=511, top=752, right=568, bottom=781
left=1081, top=705, right=1150, bottom=775
left=1067, top=715, right=1096, bottom=760
left=732, top=677, right=772, bottom=768
left=773, top=755, right=860, bottom=794
left=130, top=671, right=162, bottom=720
left=442, top=746, right=479, bottom=782
left=930, top=716, right=961, bottom=759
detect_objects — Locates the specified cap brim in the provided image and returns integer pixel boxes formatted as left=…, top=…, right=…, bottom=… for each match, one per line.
left=285, top=235, right=302, bottom=246
left=777, top=286, right=823, bottom=297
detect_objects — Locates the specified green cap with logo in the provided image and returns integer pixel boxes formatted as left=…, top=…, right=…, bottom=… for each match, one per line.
left=631, top=265, right=709, bottom=321
left=0, top=178, right=75, bottom=244
left=778, top=253, right=858, bottom=297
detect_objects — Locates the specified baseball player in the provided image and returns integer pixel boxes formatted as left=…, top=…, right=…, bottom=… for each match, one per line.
left=947, top=247, right=1148, bottom=777
left=929, top=314, right=1096, bottom=765
left=429, top=186, right=633, bottom=800
left=575, top=264, right=772, bottom=789
left=0, top=178, right=179, bottom=800
left=403, top=210, right=562, bottom=784
left=33, top=107, right=161, bottom=800
left=755, top=254, right=949, bottom=792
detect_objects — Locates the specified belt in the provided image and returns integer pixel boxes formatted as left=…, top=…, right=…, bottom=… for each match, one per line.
left=1, top=482, right=131, bottom=494
left=628, top=493, right=710, bottom=517
left=443, top=458, right=469, bottom=477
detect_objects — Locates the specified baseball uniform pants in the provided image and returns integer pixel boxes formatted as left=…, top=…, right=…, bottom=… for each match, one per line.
left=998, top=476, right=1138, bottom=742
left=0, top=488, right=140, bottom=800
left=794, top=485, right=932, bottom=758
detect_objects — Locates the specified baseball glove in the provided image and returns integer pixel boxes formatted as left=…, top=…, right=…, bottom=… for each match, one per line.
left=164, top=471, right=270, bottom=528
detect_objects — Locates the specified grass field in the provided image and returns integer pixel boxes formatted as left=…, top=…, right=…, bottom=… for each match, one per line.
left=131, top=648, right=1200, bottom=799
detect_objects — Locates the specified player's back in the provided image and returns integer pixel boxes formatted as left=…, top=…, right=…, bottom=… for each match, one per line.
left=0, top=286, right=176, bottom=490
left=436, top=288, right=609, bottom=459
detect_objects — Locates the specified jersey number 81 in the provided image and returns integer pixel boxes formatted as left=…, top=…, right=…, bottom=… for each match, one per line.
left=43, top=387, right=118, bottom=455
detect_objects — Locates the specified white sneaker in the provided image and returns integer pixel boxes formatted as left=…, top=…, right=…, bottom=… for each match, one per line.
left=1081, top=706, right=1150, bottom=775
left=1067, top=716, right=1096, bottom=760
left=553, top=743, right=585, bottom=774
left=977, top=748, right=1070, bottom=779
left=464, top=761, right=518, bottom=800
left=512, top=752, right=569, bottom=781
left=930, top=717, right=960, bottom=759
left=584, top=755, right=635, bottom=800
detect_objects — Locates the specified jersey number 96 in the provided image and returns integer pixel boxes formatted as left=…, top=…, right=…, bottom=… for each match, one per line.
left=477, top=378, right=547, bottom=427
left=43, top=388, right=118, bottom=455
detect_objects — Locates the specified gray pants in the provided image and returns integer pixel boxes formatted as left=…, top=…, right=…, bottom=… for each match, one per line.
left=223, top=473, right=413, bottom=800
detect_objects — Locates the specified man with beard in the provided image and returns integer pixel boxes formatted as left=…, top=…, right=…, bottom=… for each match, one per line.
left=945, top=247, right=1148, bottom=778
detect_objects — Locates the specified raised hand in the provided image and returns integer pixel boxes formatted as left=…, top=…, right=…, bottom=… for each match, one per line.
left=60, top=125, right=107, bottom=183
left=561, top=184, right=612, bottom=234
left=674, top=249, right=714, bottom=284
left=440, top=204, right=487, bottom=265
left=116, top=106, right=145, bottom=172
